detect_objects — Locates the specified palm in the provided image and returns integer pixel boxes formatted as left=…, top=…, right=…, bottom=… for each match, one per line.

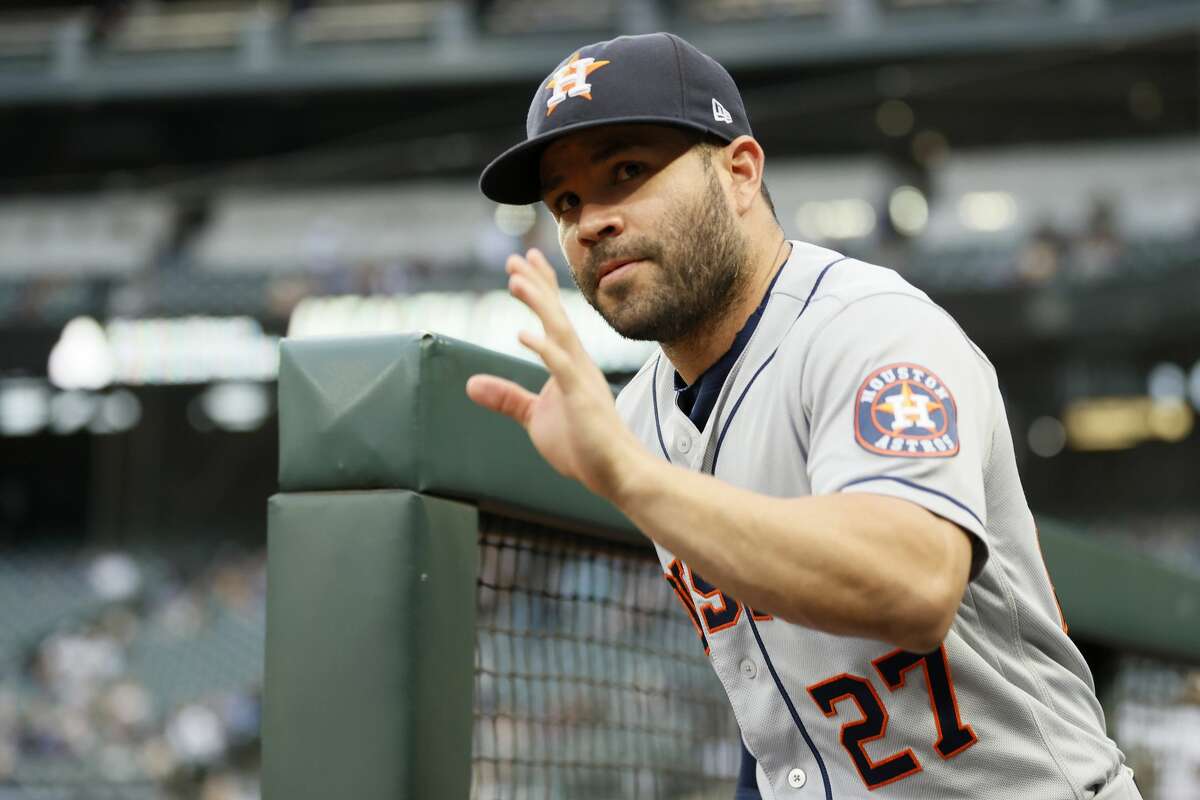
left=465, top=248, right=642, bottom=501
left=527, top=377, right=583, bottom=479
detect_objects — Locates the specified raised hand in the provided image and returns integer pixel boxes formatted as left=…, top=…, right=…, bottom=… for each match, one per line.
left=465, top=249, right=645, bottom=501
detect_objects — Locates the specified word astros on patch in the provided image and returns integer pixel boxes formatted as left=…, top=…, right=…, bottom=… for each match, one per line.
left=854, top=363, right=959, bottom=458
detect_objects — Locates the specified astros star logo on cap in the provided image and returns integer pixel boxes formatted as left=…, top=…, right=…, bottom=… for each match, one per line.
left=545, top=52, right=611, bottom=116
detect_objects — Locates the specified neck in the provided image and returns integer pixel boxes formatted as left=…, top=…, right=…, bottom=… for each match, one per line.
left=663, top=230, right=790, bottom=385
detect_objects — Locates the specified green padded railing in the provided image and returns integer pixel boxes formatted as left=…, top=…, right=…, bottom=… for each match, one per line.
left=275, top=331, right=637, bottom=542
left=264, top=490, right=477, bottom=799
left=263, top=332, right=1200, bottom=799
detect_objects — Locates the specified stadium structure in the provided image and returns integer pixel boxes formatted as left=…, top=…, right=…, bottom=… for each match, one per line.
left=0, top=1, right=1196, bottom=798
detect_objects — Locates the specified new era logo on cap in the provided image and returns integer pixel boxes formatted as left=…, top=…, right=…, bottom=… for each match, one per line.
left=712, top=98, right=733, bottom=124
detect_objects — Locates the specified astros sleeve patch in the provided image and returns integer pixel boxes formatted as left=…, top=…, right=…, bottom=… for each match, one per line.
left=854, top=363, right=959, bottom=458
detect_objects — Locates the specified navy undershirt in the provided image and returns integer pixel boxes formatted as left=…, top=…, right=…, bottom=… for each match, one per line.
left=671, top=259, right=785, bottom=800
left=673, top=260, right=785, bottom=429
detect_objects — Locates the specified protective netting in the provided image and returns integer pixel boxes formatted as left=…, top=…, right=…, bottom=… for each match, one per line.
left=472, top=513, right=740, bottom=800
left=470, top=512, right=1200, bottom=800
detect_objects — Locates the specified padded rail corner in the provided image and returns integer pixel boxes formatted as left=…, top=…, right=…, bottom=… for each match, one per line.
left=263, top=490, right=477, bottom=800
left=277, top=332, right=637, bottom=542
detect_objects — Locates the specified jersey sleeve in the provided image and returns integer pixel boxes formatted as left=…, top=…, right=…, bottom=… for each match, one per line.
left=800, top=293, right=994, bottom=578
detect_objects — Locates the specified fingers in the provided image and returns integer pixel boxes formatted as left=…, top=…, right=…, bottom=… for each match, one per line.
left=506, top=249, right=583, bottom=356
left=508, top=273, right=570, bottom=344
left=506, top=248, right=557, bottom=289
left=465, top=374, right=537, bottom=426
left=525, top=247, right=559, bottom=284
left=517, top=329, right=575, bottom=387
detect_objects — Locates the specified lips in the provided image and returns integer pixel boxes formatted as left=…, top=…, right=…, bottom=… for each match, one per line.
left=597, top=258, right=642, bottom=285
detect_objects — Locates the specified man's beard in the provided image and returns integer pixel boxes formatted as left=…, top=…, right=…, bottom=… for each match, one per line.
left=572, top=168, right=752, bottom=344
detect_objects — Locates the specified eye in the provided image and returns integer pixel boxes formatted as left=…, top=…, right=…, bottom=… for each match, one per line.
left=553, top=191, right=580, bottom=215
left=614, top=162, right=644, bottom=182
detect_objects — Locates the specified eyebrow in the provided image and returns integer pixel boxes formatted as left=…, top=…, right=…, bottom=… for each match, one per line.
left=540, top=138, right=644, bottom=196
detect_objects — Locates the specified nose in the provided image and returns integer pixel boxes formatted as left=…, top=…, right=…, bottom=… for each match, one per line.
left=575, top=200, right=624, bottom=248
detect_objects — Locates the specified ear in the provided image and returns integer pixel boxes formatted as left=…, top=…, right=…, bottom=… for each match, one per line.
left=723, top=136, right=766, bottom=217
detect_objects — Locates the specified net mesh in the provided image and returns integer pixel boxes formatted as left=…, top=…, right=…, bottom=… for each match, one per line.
left=472, top=513, right=740, bottom=800
left=469, top=512, right=1200, bottom=800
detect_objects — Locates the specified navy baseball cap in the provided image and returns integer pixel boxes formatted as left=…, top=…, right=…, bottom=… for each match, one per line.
left=479, top=32, right=753, bottom=205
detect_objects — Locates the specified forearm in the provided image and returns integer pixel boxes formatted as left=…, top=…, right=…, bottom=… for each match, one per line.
left=611, top=448, right=970, bottom=652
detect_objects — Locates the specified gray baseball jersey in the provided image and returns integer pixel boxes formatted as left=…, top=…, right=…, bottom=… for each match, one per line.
left=614, top=241, right=1128, bottom=799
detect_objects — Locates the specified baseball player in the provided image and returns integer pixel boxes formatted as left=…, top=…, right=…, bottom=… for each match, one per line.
left=467, top=32, right=1141, bottom=799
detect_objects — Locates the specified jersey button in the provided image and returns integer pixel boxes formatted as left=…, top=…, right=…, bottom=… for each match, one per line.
left=739, top=658, right=757, bottom=679
left=676, top=435, right=692, bottom=454
left=787, top=768, right=807, bottom=789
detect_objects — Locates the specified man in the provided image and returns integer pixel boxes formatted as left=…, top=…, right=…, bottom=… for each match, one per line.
left=467, top=32, right=1139, bottom=799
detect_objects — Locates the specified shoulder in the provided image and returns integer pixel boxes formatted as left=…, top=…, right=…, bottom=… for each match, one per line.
left=772, top=244, right=945, bottom=337
left=768, top=251, right=998, bottom=405
left=806, top=252, right=933, bottom=314
left=803, top=255, right=992, bottom=369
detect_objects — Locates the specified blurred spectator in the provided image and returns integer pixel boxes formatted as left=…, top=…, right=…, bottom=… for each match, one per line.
left=162, top=197, right=213, bottom=270
left=90, top=0, right=131, bottom=47
left=265, top=275, right=316, bottom=317
left=166, top=704, right=226, bottom=766
left=1, top=549, right=265, bottom=799
left=1018, top=223, right=1067, bottom=286
left=1071, top=198, right=1124, bottom=283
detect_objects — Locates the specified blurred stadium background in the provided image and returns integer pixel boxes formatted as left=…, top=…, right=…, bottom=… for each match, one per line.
left=0, top=0, right=1197, bottom=798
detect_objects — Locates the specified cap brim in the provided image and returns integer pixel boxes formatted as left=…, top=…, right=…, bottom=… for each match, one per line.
left=478, top=116, right=726, bottom=205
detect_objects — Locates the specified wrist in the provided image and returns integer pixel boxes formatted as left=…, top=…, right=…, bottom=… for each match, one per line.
left=602, top=434, right=660, bottom=510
